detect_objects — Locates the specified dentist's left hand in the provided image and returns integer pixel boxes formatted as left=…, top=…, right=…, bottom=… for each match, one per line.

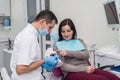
left=44, top=54, right=59, bottom=65
left=42, top=54, right=59, bottom=71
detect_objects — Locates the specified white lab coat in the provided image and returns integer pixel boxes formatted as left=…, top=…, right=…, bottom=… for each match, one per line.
left=10, top=23, right=43, bottom=80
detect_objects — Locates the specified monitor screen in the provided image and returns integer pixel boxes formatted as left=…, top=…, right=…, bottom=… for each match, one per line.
left=104, top=1, right=119, bottom=24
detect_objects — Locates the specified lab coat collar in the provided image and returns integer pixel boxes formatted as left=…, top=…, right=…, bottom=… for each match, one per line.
left=27, top=23, right=39, bottom=37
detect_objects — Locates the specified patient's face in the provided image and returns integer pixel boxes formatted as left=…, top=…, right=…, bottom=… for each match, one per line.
left=61, top=25, right=73, bottom=40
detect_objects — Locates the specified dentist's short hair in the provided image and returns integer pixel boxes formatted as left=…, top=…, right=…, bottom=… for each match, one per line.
left=34, top=10, right=58, bottom=24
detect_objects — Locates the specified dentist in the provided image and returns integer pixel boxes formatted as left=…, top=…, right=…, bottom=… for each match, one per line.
left=10, top=10, right=58, bottom=80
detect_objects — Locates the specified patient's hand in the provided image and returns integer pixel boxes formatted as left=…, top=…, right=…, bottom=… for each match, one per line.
left=86, top=66, right=95, bottom=73
left=57, top=50, right=67, bottom=56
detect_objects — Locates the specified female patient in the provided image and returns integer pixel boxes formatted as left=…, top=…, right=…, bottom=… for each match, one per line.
left=53, top=18, right=120, bottom=80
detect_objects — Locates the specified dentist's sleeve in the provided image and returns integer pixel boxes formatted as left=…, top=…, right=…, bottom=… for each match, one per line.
left=16, top=37, right=38, bottom=65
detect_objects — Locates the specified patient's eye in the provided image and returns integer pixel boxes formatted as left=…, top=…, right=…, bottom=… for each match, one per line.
left=67, top=30, right=72, bottom=32
left=61, top=30, right=65, bottom=33
left=61, top=30, right=72, bottom=33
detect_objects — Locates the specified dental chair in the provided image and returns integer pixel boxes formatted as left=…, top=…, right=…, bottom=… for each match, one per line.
left=52, top=59, right=116, bottom=80
left=0, top=67, right=10, bottom=80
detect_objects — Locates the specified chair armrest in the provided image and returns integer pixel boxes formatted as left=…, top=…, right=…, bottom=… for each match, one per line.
left=98, top=65, right=115, bottom=69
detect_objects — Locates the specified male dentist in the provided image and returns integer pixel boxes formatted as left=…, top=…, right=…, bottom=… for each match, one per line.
left=10, top=10, right=58, bottom=80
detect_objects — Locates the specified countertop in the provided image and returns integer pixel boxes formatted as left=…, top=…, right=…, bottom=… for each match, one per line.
left=3, top=49, right=13, bottom=54
left=0, top=38, right=14, bottom=42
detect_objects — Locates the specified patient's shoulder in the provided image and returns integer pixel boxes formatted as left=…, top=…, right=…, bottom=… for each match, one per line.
left=77, top=38, right=83, bottom=42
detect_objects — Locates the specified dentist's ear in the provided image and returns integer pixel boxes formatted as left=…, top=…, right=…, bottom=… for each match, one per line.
left=39, top=19, right=46, bottom=27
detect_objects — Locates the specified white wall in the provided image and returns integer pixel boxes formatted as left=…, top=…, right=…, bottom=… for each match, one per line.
left=50, top=0, right=120, bottom=48
left=0, top=0, right=27, bottom=40
left=0, top=0, right=119, bottom=48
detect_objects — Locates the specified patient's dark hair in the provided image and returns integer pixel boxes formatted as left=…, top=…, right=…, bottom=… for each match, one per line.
left=34, top=10, right=58, bottom=24
left=58, top=18, right=77, bottom=41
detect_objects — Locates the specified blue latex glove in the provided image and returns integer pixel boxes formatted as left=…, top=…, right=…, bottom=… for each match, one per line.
left=42, top=62, right=56, bottom=71
left=42, top=54, right=59, bottom=71
left=44, top=54, right=59, bottom=66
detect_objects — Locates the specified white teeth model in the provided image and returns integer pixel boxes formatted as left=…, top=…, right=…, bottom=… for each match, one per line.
left=45, top=48, right=56, bottom=57
left=45, top=48, right=63, bottom=67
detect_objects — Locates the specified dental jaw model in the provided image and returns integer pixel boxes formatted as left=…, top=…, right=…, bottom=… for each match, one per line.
left=45, top=48, right=63, bottom=67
